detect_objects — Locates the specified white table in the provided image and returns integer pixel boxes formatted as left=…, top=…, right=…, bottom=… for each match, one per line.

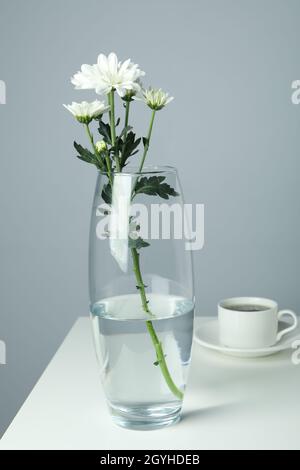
left=0, top=317, right=299, bottom=450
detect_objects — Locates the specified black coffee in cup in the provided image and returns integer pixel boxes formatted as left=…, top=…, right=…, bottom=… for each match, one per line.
left=224, top=304, right=269, bottom=312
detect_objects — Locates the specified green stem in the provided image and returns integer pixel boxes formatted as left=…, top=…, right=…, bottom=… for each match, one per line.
left=104, top=102, right=182, bottom=400
left=131, top=247, right=184, bottom=400
left=125, top=100, right=130, bottom=128
left=108, top=90, right=121, bottom=172
left=84, top=123, right=105, bottom=171
left=131, top=247, right=153, bottom=315
left=145, top=321, right=184, bottom=400
left=104, top=152, right=113, bottom=187
left=121, top=100, right=131, bottom=166
left=138, top=109, right=156, bottom=173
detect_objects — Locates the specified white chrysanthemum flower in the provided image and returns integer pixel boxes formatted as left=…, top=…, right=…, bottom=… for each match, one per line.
left=71, top=64, right=100, bottom=90
left=71, top=52, right=145, bottom=98
left=63, top=100, right=110, bottom=123
left=138, top=87, right=174, bottom=111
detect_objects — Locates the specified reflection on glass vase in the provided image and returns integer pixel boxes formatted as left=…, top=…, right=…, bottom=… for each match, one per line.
left=89, top=166, right=194, bottom=430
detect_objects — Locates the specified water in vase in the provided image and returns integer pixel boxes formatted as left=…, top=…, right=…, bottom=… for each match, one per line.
left=90, top=293, right=194, bottom=428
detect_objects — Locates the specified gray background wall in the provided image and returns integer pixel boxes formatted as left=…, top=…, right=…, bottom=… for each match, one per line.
left=0, top=0, right=300, bottom=437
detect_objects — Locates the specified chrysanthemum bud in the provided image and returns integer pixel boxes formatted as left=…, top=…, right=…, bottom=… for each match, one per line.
left=95, top=140, right=107, bottom=153
left=139, top=88, right=174, bottom=111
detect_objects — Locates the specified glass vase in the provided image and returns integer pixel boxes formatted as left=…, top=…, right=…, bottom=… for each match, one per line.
left=89, top=166, right=194, bottom=430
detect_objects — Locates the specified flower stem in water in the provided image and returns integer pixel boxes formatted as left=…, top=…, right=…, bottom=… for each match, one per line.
left=131, top=247, right=184, bottom=400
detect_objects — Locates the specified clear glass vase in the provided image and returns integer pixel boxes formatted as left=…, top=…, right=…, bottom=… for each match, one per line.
left=89, top=166, right=194, bottom=430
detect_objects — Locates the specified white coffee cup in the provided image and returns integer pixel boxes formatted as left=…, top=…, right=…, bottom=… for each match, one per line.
left=218, top=297, right=298, bottom=349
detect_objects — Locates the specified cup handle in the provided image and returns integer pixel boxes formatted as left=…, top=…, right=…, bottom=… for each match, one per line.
left=276, top=310, right=298, bottom=342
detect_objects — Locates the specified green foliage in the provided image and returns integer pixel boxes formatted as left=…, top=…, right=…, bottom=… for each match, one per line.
left=134, top=176, right=179, bottom=199
left=118, top=125, right=133, bottom=139
left=119, top=130, right=141, bottom=169
left=74, top=141, right=103, bottom=170
left=128, top=236, right=150, bottom=250
left=101, top=182, right=112, bottom=205
left=98, top=120, right=112, bottom=145
left=97, top=120, right=141, bottom=171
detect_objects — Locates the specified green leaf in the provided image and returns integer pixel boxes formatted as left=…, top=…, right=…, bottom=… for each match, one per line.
left=118, top=125, right=133, bottom=140
left=128, top=236, right=150, bottom=250
left=101, top=183, right=112, bottom=205
left=98, top=121, right=112, bottom=144
left=120, top=132, right=141, bottom=168
left=73, top=141, right=103, bottom=168
left=73, top=141, right=105, bottom=170
left=134, top=176, right=179, bottom=200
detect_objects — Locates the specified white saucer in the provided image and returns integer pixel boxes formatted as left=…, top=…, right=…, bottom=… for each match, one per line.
left=194, top=318, right=300, bottom=358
